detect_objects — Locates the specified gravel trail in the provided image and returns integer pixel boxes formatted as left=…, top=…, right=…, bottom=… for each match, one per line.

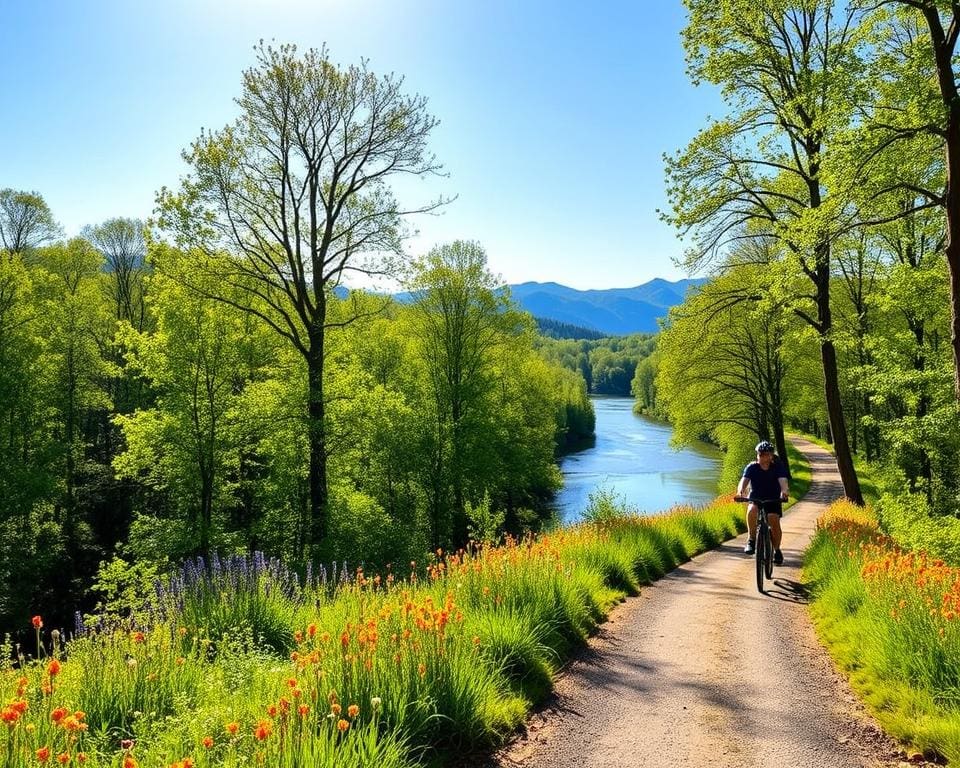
left=482, top=438, right=915, bottom=768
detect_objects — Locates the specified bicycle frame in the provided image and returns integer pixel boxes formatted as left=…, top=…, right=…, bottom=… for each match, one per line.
left=735, top=496, right=779, bottom=593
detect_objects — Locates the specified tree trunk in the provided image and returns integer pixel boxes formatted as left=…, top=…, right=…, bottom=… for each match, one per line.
left=307, top=323, right=329, bottom=553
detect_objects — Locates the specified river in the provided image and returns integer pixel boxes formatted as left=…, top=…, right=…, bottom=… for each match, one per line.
left=554, top=396, right=723, bottom=523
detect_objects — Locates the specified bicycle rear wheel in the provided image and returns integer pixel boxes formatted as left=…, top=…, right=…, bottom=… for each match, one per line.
left=755, top=530, right=766, bottom=592
left=764, top=527, right=774, bottom=580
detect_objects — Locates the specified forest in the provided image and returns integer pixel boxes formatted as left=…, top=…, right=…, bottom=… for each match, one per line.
left=0, top=171, right=593, bottom=634
left=639, top=0, right=960, bottom=560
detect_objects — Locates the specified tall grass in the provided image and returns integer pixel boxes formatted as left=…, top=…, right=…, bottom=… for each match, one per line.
left=1, top=495, right=749, bottom=768
left=806, top=500, right=960, bottom=763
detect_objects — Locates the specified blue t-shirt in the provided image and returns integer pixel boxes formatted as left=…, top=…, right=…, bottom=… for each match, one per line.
left=742, top=460, right=788, bottom=501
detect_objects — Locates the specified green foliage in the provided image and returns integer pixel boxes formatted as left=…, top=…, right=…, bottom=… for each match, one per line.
left=465, top=493, right=506, bottom=546
left=807, top=500, right=960, bottom=763
left=536, top=333, right=656, bottom=396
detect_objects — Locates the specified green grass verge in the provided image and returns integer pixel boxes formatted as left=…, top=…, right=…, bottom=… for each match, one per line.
left=3, top=491, right=760, bottom=768
left=804, top=500, right=960, bottom=764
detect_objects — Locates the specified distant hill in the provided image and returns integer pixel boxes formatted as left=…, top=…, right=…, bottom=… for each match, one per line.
left=510, top=278, right=706, bottom=336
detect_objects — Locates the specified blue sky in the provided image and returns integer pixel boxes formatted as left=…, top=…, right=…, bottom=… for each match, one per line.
left=0, top=0, right=721, bottom=289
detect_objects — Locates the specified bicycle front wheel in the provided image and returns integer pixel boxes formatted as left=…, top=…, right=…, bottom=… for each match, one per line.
left=755, top=531, right=766, bottom=593
left=764, top=527, right=774, bottom=580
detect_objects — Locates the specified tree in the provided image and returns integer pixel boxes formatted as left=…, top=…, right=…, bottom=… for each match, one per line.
left=83, top=218, right=148, bottom=328
left=407, top=241, right=528, bottom=546
left=156, top=42, right=445, bottom=554
left=664, top=0, right=865, bottom=503
left=656, top=264, right=797, bottom=475
left=853, top=2, right=960, bottom=401
left=0, top=189, right=60, bottom=256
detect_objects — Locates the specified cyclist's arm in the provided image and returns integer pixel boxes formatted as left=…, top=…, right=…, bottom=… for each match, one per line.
left=778, top=476, right=789, bottom=500
left=736, top=475, right=750, bottom=498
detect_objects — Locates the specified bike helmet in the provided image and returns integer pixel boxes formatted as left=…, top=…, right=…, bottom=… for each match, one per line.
left=755, top=440, right=775, bottom=454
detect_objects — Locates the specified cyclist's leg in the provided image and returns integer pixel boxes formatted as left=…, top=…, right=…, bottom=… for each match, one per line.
left=768, top=512, right=782, bottom=550
left=746, top=502, right=758, bottom=541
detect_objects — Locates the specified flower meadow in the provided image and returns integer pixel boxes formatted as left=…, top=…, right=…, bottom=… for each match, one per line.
left=0, top=497, right=749, bottom=768
left=806, top=500, right=960, bottom=763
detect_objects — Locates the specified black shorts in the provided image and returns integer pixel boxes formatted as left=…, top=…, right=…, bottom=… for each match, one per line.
left=750, top=500, right=783, bottom=516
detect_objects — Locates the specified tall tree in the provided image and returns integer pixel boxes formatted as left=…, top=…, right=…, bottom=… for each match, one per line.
left=0, top=189, right=60, bottom=256
left=407, top=241, right=528, bottom=547
left=156, top=43, right=445, bottom=554
left=664, top=0, right=865, bottom=503
left=854, top=2, right=960, bottom=401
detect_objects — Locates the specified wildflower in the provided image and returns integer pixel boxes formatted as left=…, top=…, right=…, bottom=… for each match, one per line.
left=330, top=703, right=341, bottom=716
left=202, top=736, right=214, bottom=748
left=47, top=659, right=61, bottom=677
left=418, top=663, right=427, bottom=677
left=254, top=720, right=272, bottom=741
left=51, top=707, right=68, bottom=723
left=57, top=754, right=69, bottom=765
left=267, top=704, right=278, bottom=717
left=371, top=697, right=382, bottom=712
left=123, top=757, right=138, bottom=768
left=36, top=747, right=51, bottom=763
left=77, top=755, right=87, bottom=764
left=130, top=631, right=145, bottom=643
left=347, top=704, right=359, bottom=718
left=336, top=719, right=349, bottom=733
left=225, top=722, right=239, bottom=736
left=307, top=623, right=317, bottom=638
left=32, top=616, right=43, bottom=629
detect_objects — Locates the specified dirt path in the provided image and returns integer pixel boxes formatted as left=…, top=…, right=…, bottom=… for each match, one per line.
left=483, top=438, right=912, bottom=768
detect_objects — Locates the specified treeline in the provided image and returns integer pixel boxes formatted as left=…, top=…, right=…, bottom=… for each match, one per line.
left=0, top=212, right=592, bottom=632
left=536, top=333, right=656, bottom=396
left=0, top=46, right=595, bottom=633
left=534, top=317, right=606, bottom=341
left=645, top=2, right=960, bottom=543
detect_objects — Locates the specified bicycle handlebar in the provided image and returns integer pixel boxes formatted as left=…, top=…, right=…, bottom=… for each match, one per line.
left=733, top=496, right=786, bottom=503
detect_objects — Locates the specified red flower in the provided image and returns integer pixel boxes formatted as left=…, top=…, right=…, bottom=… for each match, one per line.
left=32, top=616, right=43, bottom=629
left=47, top=659, right=61, bottom=678
left=201, top=736, right=213, bottom=749
left=36, top=747, right=51, bottom=763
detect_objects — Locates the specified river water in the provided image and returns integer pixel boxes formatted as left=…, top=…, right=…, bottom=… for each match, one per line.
left=554, top=396, right=723, bottom=523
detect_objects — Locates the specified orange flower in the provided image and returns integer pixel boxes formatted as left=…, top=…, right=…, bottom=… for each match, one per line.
left=37, top=747, right=51, bottom=763
left=298, top=704, right=309, bottom=716
left=51, top=707, right=68, bottom=723
left=47, top=659, right=61, bottom=678
left=225, top=722, right=239, bottom=736
left=123, top=757, right=138, bottom=768
left=76, top=756, right=86, bottom=764
left=32, top=616, right=43, bottom=629
left=336, top=719, right=349, bottom=732
left=56, top=754, right=69, bottom=765
left=254, top=720, right=272, bottom=741
left=330, top=703, right=341, bottom=716
left=130, top=631, right=145, bottom=643
left=307, top=623, right=317, bottom=638
left=202, top=736, right=214, bottom=748
left=418, top=663, right=427, bottom=677
left=347, top=704, right=359, bottom=718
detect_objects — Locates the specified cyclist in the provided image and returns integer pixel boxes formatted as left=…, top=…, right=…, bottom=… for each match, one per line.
left=737, top=440, right=789, bottom=564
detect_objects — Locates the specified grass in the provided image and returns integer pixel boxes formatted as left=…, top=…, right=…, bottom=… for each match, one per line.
left=804, top=499, right=960, bottom=763
left=0, top=439, right=818, bottom=768
left=0, top=487, right=759, bottom=768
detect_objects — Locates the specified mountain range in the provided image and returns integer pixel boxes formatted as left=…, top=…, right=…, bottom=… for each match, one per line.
left=507, top=278, right=706, bottom=336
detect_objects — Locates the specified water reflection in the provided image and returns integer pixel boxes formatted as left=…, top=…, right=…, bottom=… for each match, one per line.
left=555, top=397, right=722, bottom=523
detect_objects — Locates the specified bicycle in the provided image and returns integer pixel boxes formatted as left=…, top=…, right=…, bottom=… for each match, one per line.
left=734, top=496, right=780, bottom=593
